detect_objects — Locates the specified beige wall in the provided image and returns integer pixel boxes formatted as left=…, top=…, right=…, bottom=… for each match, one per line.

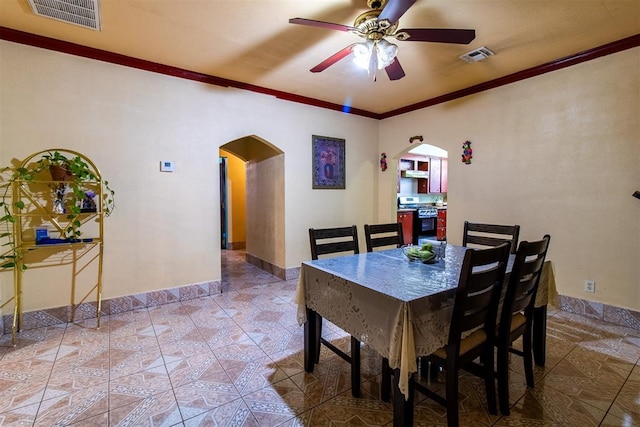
left=219, top=149, right=246, bottom=245
left=0, top=41, right=378, bottom=312
left=379, top=48, right=640, bottom=311
left=1, top=39, right=637, bottom=314
left=246, top=154, right=285, bottom=267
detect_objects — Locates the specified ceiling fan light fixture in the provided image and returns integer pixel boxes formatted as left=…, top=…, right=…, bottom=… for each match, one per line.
left=353, top=39, right=398, bottom=75
left=376, top=38, right=398, bottom=67
left=353, top=41, right=373, bottom=69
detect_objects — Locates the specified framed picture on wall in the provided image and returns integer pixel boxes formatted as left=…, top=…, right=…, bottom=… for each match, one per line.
left=312, top=135, right=345, bottom=189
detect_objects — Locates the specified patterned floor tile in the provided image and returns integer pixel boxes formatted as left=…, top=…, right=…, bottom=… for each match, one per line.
left=218, top=354, right=289, bottom=396
left=268, top=348, right=306, bottom=379
left=173, top=370, right=242, bottom=421
left=607, top=364, right=640, bottom=423
left=182, top=398, right=260, bottom=427
left=241, top=378, right=310, bottom=425
left=308, top=390, right=394, bottom=426
left=289, top=359, right=354, bottom=406
left=0, top=400, right=39, bottom=426
left=33, top=383, right=110, bottom=427
left=0, top=249, right=639, bottom=426
left=496, top=377, right=607, bottom=426
left=412, top=374, right=500, bottom=427
left=199, top=324, right=253, bottom=350
left=0, top=370, right=49, bottom=413
left=165, top=351, right=225, bottom=389
left=108, top=389, right=183, bottom=427
left=541, top=345, right=635, bottom=412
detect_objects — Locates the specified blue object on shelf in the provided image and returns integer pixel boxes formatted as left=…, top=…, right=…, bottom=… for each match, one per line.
left=36, top=237, right=94, bottom=245
left=35, top=228, right=49, bottom=243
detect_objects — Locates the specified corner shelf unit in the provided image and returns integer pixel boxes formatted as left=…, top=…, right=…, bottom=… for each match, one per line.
left=8, top=149, right=105, bottom=344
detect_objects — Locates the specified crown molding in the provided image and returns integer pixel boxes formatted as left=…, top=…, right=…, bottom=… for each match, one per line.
left=1, top=27, right=638, bottom=120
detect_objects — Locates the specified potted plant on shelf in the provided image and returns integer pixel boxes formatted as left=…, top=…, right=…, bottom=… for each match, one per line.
left=0, top=149, right=115, bottom=271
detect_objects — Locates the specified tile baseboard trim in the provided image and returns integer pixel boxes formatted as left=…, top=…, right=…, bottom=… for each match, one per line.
left=244, top=253, right=299, bottom=281
left=4, top=285, right=638, bottom=335
left=557, top=294, right=640, bottom=330
left=1, top=279, right=221, bottom=335
left=227, top=241, right=246, bottom=250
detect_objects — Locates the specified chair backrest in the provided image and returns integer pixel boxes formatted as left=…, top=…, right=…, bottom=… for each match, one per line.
left=364, top=222, right=404, bottom=252
left=499, top=235, right=551, bottom=332
left=309, top=225, right=360, bottom=260
left=448, top=243, right=511, bottom=352
left=462, top=221, right=521, bottom=254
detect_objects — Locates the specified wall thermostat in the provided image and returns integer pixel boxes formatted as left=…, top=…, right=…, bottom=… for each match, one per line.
left=160, top=160, right=174, bottom=172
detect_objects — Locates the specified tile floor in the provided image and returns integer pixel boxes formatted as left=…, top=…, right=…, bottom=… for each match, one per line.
left=0, top=249, right=638, bottom=426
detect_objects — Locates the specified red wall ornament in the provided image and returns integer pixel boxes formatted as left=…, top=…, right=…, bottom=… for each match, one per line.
left=380, top=152, right=388, bottom=171
left=462, top=140, right=473, bottom=164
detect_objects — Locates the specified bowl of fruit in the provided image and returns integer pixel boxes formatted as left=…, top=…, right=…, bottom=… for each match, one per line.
left=402, top=243, right=437, bottom=263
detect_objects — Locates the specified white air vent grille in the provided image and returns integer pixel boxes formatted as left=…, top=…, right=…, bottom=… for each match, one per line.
left=27, top=0, right=100, bottom=31
left=459, top=46, right=495, bottom=63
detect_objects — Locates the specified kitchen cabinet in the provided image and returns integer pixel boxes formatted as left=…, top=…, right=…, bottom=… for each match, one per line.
left=436, top=209, right=447, bottom=241
left=416, top=160, right=429, bottom=194
left=441, top=158, right=448, bottom=193
left=429, top=158, right=441, bottom=193
left=398, top=157, right=429, bottom=194
left=429, top=157, right=448, bottom=193
left=397, top=211, right=414, bottom=245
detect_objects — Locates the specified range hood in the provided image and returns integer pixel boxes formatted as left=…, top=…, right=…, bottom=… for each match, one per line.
left=401, top=170, right=429, bottom=179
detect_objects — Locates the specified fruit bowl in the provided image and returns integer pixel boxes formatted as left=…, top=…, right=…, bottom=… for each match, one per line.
left=402, top=245, right=437, bottom=262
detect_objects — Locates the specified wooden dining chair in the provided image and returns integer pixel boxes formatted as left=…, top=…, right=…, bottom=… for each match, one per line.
left=495, top=234, right=551, bottom=415
left=462, top=221, right=521, bottom=254
left=409, top=242, right=510, bottom=427
left=308, top=225, right=362, bottom=396
left=364, top=222, right=404, bottom=252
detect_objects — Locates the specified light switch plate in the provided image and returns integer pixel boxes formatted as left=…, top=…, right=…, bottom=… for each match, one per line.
left=160, top=161, right=174, bottom=172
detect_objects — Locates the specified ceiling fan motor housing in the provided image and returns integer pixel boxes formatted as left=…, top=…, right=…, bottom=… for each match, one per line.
left=354, top=10, right=398, bottom=39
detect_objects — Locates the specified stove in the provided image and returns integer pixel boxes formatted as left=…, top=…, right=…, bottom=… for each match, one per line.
left=398, top=196, right=438, bottom=243
left=398, top=197, right=438, bottom=218
left=417, top=206, right=438, bottom=218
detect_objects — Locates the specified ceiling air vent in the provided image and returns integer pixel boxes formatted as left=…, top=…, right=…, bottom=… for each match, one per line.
left=459, top=46, right=495, bottom=63
left=27, top=0, right=100, bottom=31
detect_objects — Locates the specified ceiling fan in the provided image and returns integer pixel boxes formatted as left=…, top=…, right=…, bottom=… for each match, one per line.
left=289, top=0, right=476, bottom=81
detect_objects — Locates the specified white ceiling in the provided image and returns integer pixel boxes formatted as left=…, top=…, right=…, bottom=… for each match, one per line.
left=1, top=0, right=639, bottom=115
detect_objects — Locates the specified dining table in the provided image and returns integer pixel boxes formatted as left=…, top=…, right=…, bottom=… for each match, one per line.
left=295, top=244, right=555, bottom=426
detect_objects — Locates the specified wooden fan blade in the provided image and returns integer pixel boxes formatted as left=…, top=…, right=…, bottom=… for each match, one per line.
left=385, top=58, right=405, bottom=80
left=310, top=44, right=356, bottom=73
left=399, top=28, right=476, bottom=44
left=289, top=18, right=356, bottom=32
left=378, top=0, right=417, bottom=25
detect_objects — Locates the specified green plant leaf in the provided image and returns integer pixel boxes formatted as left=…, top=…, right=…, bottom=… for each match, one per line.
left=0, top=214, right=15, bottom=222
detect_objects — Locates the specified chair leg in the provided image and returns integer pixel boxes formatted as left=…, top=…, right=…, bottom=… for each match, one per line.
left=481, top=348, right=497, bottom=415
left=381, top=357, right=391, bottom=401
left=351, top=336, right=361, bottom=398
left=445, top=361, right=460, bottom=427
left=314, top=312, right=322, bottom=363
left=523, top=326, right=535, bottom=388
left=497, top=343, right=510, bottom=415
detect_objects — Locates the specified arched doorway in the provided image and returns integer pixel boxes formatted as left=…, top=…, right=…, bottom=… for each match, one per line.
left=219, top=135, right=287, bottom=278
left=394, top=142, right=448, bottom=244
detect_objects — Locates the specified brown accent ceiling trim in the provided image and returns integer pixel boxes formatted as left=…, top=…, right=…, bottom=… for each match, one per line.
left=1, top=27, right=638, bottom=120
left=380, top=33, right=640, bottom=119
left=0, top=26, right=380, bottom=119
